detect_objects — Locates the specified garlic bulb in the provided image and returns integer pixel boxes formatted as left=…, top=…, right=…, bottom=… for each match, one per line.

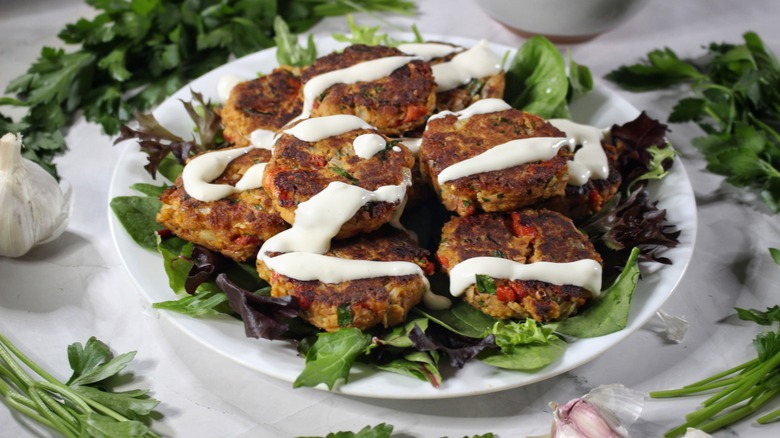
left=0, top=132, right=72, bottom=257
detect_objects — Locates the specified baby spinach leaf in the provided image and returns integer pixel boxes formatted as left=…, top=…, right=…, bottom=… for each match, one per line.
left=555, top=247, right=641, bottom=338
left=413, top=300, right=497, bottom=339
left=504, top=36, right=569, bottom=119
left=109, top=195, right=163, bottom=250
left=294, top=328, right=372, bottom=390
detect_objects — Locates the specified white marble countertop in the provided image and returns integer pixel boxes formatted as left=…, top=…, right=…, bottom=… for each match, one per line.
left=2, top=0, right=780, bottom=436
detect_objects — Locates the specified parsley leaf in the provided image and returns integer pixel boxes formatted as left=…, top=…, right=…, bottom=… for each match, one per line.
left=0, top=0, right=417, bottom=178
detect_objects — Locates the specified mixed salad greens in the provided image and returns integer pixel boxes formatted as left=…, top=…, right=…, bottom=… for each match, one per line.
left=110, top=19, right=680, bottom=390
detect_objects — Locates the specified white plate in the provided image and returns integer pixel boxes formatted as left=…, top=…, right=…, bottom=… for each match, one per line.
left=108, top=35, right=697, bottom=399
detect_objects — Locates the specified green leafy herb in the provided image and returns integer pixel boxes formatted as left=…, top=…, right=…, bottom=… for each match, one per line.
left=475, top=274, right=496, bottom=294
left=607, top=31, right=780, bottom=212
left=0, top=0, right=417, bottom=178
left=274, top=16, right=317, bottom=67
left=0, top=334, right=159, bottom=438
left=555, top=247, right=641, bottom=338
left=294, top=328, right=372, bottom=390
left=332, top=15, right=421, bottom=47
left=337, top=304, right=353, bottom=327
left=504, top=36, right=589, bottom=119
left=298, top=423, right=394, bottom=438
left=479, top=319, right=566, bottom=371
left=330, top=166, right=360, bottom=184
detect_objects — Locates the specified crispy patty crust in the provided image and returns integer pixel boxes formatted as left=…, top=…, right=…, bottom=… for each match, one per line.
left=302, top=44, right=436, bottom=135
left=157, top=148, right=289, bottom=262
left=419, top=107, right=571, bottom=216
left=436, top=209, right=602, bottom=322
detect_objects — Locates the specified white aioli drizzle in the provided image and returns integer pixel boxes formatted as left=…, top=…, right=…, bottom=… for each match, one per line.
left=449, top=258, right=603, bottom=298
left=217, top=74, right=246, bottom=102
left=397, top=42, right=459, bottom=60
left=437, top=137, right=573, bottom=185
left=301, top=56, right=418, bottom=118
left=181, top=146, right=254, bottom=202
left=284, top=114, right=374, bottom=142
left=430, top=40, right=502, bottom=92
left=429, top=98, right=510, bottom=121
left=234, top=163, right=267, bottom=191
left=353, top=133, right=387, bottom=159
left=549, top=119, right=610, bottom=186
left=261, top=180, right=408, bottom=255
left=248, top=129, right=278, bottom=150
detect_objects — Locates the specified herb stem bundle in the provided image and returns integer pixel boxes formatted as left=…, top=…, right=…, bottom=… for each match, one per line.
left=0, top=333, right=159, bottom=438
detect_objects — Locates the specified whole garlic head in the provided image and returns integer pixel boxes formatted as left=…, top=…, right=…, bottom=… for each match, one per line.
left=0, top=132, right=73, bottom=257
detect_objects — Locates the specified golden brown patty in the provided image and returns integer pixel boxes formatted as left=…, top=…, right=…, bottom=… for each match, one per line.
left=426, top=43, right=506, bottom=112
left=436, top=209, right=602, bottom=322
left=301, top=44, right=436, bottom=136
left=262, top=119, right=415, bottom=239
left=419, top=108, right=571, bottom=216
left=259, top=227, right=434, bottom=332
left=535, top=141, right=623, bottom=221
left=157, top=148, right=289, bottom=262
left=219, top=68, right=303, bottom=147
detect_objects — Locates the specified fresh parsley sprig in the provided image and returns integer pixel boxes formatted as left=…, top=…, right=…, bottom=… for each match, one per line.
left=0, top=0, right=417, bottom=178
left=607, top=31, right=780, bottom=212
left=0, top=334, right=159, bottom=438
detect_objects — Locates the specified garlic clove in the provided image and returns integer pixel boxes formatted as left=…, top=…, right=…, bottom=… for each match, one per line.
left=0, top=132, right=73, bottom=257
left=549, top=384, right=644, bottom=438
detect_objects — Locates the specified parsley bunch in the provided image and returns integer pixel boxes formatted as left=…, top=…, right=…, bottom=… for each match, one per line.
left=0, top=0, right=415, bottom=177
left=607, top=32, right=780, bottom=212
left=0, top=334, right=159, bottom=438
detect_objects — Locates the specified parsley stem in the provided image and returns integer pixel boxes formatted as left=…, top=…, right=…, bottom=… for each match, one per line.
left=4, top=392, right=61, bottom=433
left=0, top=333, right=60, bottom=385
left=34, top=380, right=91, bottom=414
left=756, top=406, right=780, bottom=424
left=699, top=386, right=780, bottom=433
left=682, top=358, right=757, bottom=388
left=0, top=337, right=36, bottom=389
left=28, top=387, right=79, bottom=438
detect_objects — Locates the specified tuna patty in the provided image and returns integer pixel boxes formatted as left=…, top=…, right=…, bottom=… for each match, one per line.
left=301, top=44, right=436, bottom=136
left=436, top=209, right=602, bottom=322
left=262, top=116, right=415, bottom=239
left=258, top=227, right=433, bottom=332
left=219, top=68, right=303, bottom=147
left=157, top=147, right=288, bottom=262
left=419, top=105, right=571, bottom=216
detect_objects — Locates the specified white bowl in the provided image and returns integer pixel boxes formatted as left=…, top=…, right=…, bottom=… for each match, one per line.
left=474, top=0, right=651, bottom=42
